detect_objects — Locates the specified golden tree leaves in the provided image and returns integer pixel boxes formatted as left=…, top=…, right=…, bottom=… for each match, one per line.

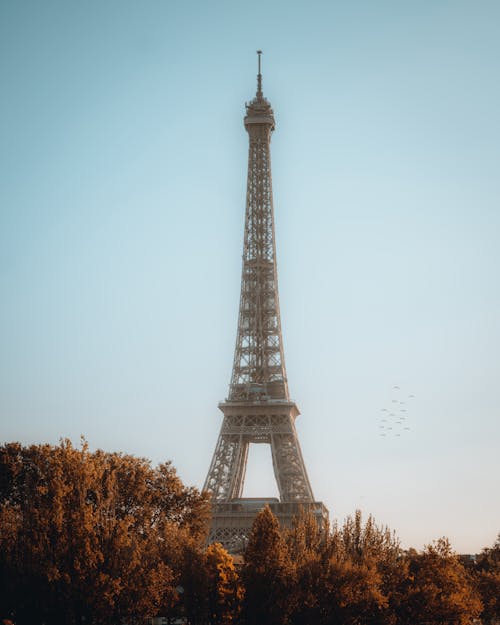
left=1, top=444, right=498, bottom=625
left=0, top=440, right=209, bottom=625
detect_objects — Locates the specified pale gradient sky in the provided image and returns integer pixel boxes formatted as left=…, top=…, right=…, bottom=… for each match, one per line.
left=1, top=0, right=499, bottom=553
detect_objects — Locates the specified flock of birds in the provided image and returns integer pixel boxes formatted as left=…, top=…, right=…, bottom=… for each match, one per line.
left=378, top=385, right=415, bottom=438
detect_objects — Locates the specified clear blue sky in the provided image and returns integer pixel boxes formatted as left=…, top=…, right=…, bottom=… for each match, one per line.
left=1, top=0, right=499, bottom=553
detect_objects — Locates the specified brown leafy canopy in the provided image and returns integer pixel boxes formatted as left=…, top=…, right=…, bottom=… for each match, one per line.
left=258, top=509, right=486, bottom=625
left=327, top=511, right=404, bottom=625
left=283, top=508, right=326, bottom=625
left=204, top=542, right=242, bottom=625
left=1, top=443, right=498, bottom=625
left=400, top=538, right=482, bottom=625
left=475, top=533, right=500, bottom=625
left=242, top=505, right=295, bottom=625
left=285, top=510, right=392, bottom=625
left=181, top=541, right=242, bottom=625
left=0, top=440, right=209, bottom=625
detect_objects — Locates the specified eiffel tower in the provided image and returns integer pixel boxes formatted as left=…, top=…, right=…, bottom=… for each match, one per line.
left=204, top=52, right=329, bottom=552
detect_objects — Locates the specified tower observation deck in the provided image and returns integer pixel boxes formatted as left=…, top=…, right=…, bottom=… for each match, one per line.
left=203, top=53, right=329, bottom=552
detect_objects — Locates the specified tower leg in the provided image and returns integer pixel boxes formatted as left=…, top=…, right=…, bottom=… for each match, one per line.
left=271, top=426, right=314, bottom=502
left=205, top=406, right=314, bottom=504
left=204, top=425, right=249, bottom=501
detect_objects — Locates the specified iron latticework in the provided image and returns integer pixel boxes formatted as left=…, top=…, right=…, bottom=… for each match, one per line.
left=229, top=72, right=288, bottom=404
left=204, top=53, right=328, bottom=552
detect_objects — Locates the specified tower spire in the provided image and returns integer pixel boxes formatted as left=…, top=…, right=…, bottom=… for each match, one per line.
left=257, top=49, right=262, bottom=97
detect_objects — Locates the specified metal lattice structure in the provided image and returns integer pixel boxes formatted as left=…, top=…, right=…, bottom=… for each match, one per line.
left=204, top=53, right=328, bottom=552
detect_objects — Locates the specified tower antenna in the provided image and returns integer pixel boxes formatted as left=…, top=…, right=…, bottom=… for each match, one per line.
left=257, top=49, right=262, bottom=97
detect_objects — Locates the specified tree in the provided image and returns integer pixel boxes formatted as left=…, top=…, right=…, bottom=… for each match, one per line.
left=242, top=506, right=295, bottom=625
left=475, top=534, right=500, bottom=625
left=285, top=509, right=399, bottom=625
left=285, top=508, right=325, bottom=625
left=173, top=540, right=242, bottom=625
left=179, top=538, right=210, bottom=625
left=322, top=511, right=403, bottom=625
left=317, top=556, right=387, bottom=625
left=0, top=440, right=210, bottom=625
left=205, top=542, right=242, bottom=625
left=399, top=538, right=482, bottom=625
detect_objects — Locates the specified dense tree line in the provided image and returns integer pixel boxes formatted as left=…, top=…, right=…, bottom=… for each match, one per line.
left=0, top=441, right=210, bottom=624
left=1, top=441, right=499, bottom=625
left=241, top=507, right=489, bottom=625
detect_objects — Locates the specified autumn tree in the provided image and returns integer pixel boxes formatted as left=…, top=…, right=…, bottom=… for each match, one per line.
left=475, top=533, right=500, bottom=625
left=331, top=510, right=405, bottom=625
left=205, top=542, right=242, bottom=625
left=312, top=515, right=387, bottom=625
left=0, top=440, right=210, bottom=625
left=165, top=538, right=242, bottom=625
left=179, top=539, right=210, bottom=624
left=399, top=538, right=482, bottom=625
left=317, top=556, right=387, bottom=625
left=242, top=506, right=295, bottom=625
left=285, top=508, right=325, bottom=625
left=284, top=508, right=399, bottom=625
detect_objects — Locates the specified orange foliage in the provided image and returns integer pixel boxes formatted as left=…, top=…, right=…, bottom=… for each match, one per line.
left=1, top=443, right=497, bottom=625
left=0, top=440, right=209, bottom=625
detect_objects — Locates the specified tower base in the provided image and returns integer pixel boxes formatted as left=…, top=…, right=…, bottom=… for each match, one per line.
left=208, top=498, right=329, bottom=554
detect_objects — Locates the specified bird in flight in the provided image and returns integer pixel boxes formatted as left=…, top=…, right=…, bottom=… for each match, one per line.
left=376, top=386, right=417, bottom=440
